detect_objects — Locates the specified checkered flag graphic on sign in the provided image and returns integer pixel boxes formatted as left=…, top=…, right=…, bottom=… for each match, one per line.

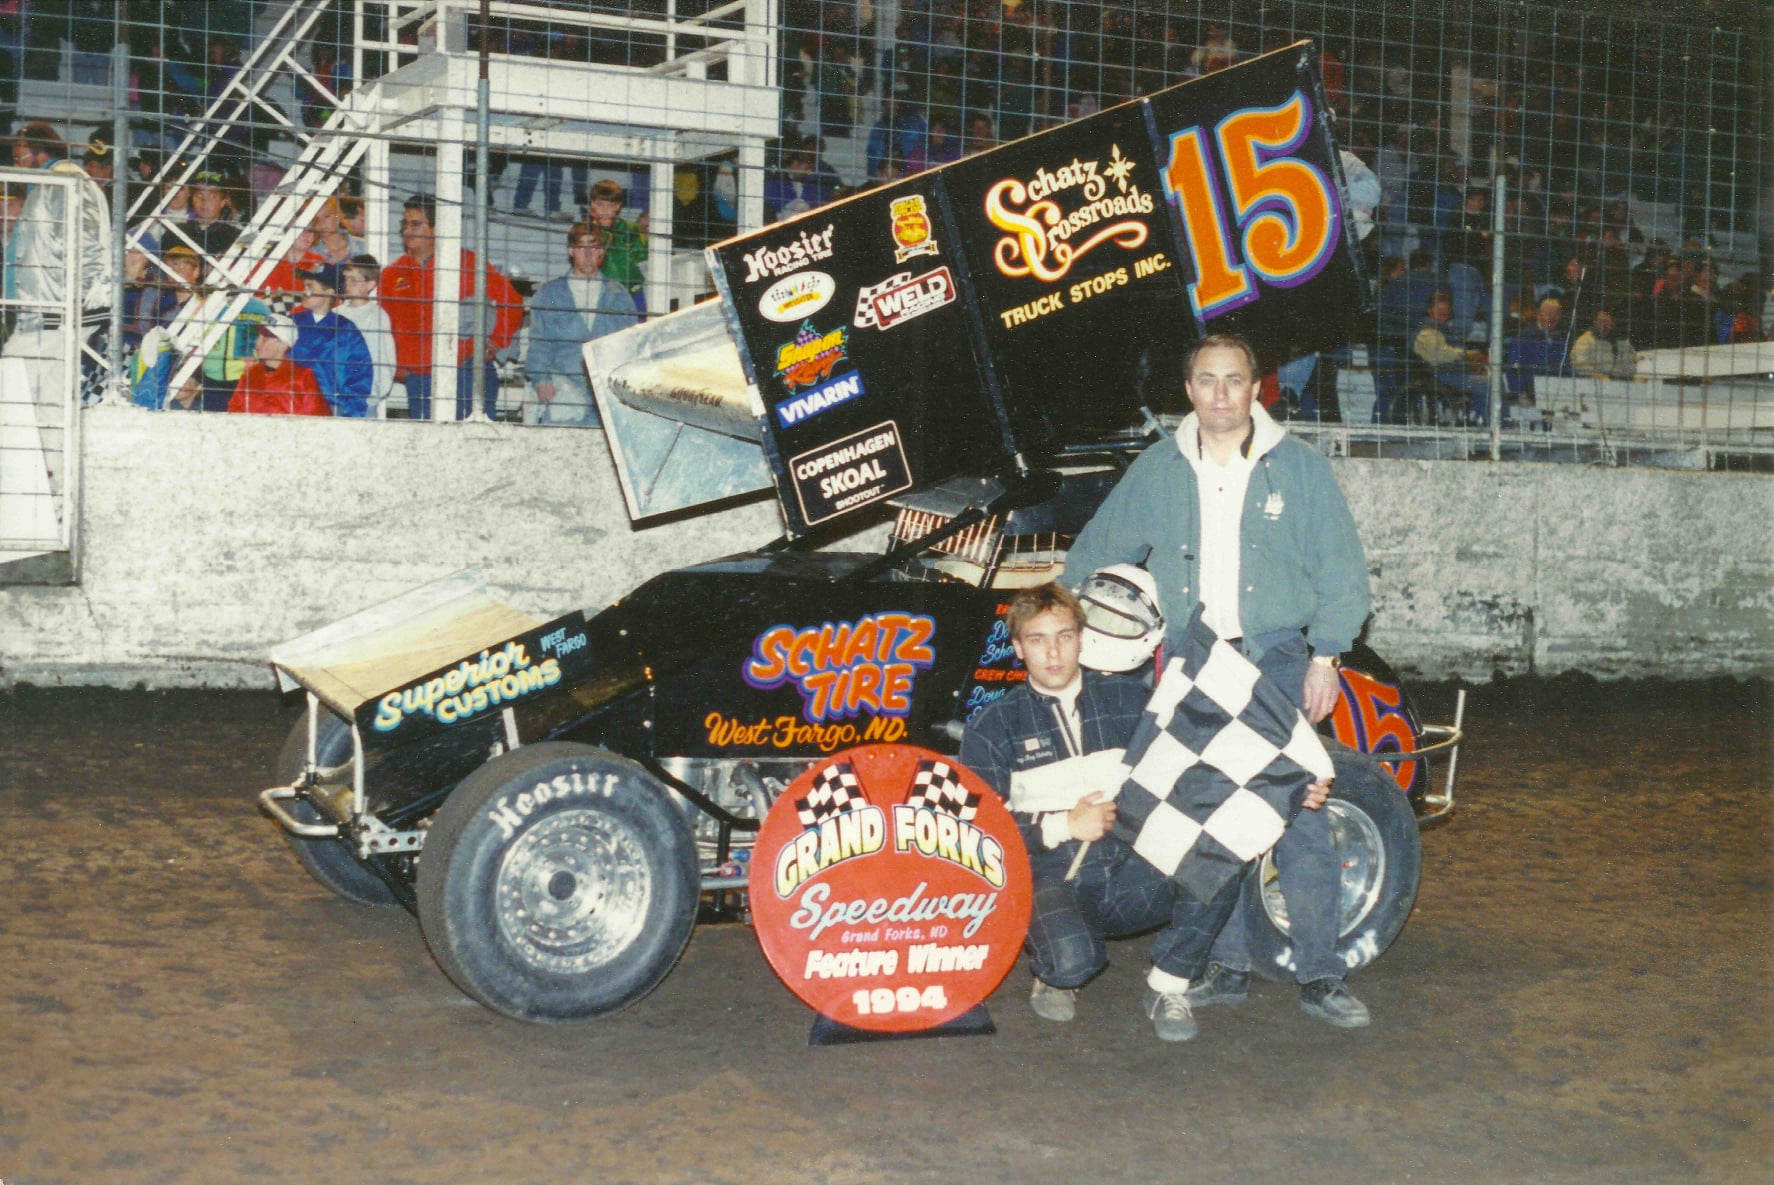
left=1112, top=605, right=1335, bottom=903
left=903, top=758, right=981, bottom=821
left=795, top=760, right=866, bottom=827
left=851, top=272, right=912, bottom=330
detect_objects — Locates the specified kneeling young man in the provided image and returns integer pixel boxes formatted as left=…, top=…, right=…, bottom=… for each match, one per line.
left=959, top=582, right=1244, bottom=1042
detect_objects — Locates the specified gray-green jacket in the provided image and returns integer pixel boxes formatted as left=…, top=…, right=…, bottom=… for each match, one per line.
left=1062, top=406, right=1370, bottom=661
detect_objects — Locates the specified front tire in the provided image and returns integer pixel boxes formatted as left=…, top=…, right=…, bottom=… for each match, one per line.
left=416, top=743, right=700, bottom=1022
left=1242, top=745, right=1421, bottom=980
left=273, top=710, right=399, bottom=907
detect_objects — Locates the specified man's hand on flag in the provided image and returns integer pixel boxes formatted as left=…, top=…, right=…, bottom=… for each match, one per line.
left=1302, top=779, right=1332, bottom=811
left=1068, top=791, right=1117, bottom=841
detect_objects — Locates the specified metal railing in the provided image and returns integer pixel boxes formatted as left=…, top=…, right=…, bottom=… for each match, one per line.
left=0, top=167, right=99, bottom=562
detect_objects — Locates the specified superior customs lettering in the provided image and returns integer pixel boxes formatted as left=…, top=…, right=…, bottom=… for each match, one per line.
left=373, top=641, right=561, bottom=731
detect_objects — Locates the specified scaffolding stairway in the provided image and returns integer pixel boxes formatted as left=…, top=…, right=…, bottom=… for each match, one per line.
left=130, top=0, right=781, bottom=414
left=131, top=0, right=375, bottom=401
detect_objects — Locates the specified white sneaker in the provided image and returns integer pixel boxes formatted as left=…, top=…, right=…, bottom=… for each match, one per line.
left=1030, top=979, right=1077, bottom=1022
left=1142, top=987, right=1199, bottom=1042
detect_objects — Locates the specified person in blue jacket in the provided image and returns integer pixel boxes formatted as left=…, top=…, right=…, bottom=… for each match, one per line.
left=525, top=222, right=638, bottom=427
left=960, top=582, right=1258, bottom=1044
left=291, top=260, right=373, bottom=417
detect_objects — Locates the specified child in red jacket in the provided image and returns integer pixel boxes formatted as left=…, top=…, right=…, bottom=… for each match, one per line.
left=228, top=313, right=331, bottom=416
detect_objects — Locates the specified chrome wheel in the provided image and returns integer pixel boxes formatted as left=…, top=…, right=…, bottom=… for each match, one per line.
left=1256, top=800, right=1388, bottom=939
left=494, top=810, right=653, bottom=974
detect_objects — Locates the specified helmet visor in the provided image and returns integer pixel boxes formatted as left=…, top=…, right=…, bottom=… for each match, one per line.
left=1081, top=574, right=1161, bottom=639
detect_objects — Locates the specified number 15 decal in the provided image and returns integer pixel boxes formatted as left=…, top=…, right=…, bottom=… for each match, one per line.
left=1163, top=90, right=1343, bottom=320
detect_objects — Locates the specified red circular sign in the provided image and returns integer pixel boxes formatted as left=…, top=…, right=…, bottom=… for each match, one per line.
left=751, top=744, right=1031, bottom=1033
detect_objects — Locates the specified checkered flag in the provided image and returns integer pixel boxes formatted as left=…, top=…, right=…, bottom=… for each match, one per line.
left=904, top=758, right=982, bottom=821
left=795, top=760, right=866, bottom=827
left=263, top=290, right=302, bottom=319
left=1112, top=605, right=1335, bottom=903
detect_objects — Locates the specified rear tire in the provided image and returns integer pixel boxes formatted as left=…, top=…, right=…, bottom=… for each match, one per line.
left=416, top=743, right=700, bottom=1023
left=1243, top=745, right=1421, bottom=980
left=273, top=711, right=399, bottom=907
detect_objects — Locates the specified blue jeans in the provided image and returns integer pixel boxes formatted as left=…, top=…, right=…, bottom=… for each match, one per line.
left=1205, top=633, right=1346, bottom=985
left=1277, top=354, right=1318, bottom=406
left=1371, top=346, right=1406, bottom=424
left=404, top=360, right=500, bottom=421
left=1025, top=838, right=1243, bottom=989
left=513, top=160, right=590, bottom=214
left=513, top=160, right=562, bottom=214
left=535, top=377, right=600, bottom=427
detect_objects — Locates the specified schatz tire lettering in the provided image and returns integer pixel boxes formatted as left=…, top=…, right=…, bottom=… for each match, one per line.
left=487, top=771, right=621, bottom=840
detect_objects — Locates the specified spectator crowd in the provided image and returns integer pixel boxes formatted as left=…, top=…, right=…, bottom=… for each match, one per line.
left=2, top=1, right=1767, bottom=433
left=3, top=120, right=647, bottom=426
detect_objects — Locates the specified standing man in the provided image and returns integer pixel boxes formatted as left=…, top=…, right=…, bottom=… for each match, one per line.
left=525, top=222, right=638, bottom=427
left=1062, top=333, right=1374, bottom=1028
left=961, top=582, right=1269, bottom=1043
left=381, top=193, right=523, bottom=421
left=335, top=254, right=397, bottom=413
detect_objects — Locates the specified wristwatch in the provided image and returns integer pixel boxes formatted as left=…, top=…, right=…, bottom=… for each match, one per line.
left=1311, top=653, right=1341, bottom=669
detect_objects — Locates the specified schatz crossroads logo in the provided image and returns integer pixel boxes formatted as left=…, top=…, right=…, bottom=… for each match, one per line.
left=986, top=142, right=1153, bottom=283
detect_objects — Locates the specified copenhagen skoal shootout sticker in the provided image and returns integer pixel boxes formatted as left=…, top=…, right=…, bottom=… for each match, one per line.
left=787, top=419, right=913, bottom=525
left=751, top=744, right=1031, bottom=1033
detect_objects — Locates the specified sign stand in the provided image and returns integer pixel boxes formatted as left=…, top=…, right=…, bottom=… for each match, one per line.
left=808, top=1003, right=996, bottom=1047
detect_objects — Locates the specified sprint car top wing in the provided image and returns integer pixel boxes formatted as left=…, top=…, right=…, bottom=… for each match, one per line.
left=589, top=41, right=1366, bottom=534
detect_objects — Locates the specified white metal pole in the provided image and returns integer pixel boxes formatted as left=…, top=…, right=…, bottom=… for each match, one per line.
left=1487, top=174, right=1506, bottom=461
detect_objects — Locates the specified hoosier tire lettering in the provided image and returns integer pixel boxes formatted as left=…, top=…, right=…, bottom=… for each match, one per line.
left=486, top=770, right=622, bottom=841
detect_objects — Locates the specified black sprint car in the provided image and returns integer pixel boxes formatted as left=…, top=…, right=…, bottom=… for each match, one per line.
left=260, top=435, right=1463, bottom=1024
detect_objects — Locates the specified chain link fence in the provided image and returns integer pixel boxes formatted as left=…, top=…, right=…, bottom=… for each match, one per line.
left=0, top=0, right=1766, bottom=466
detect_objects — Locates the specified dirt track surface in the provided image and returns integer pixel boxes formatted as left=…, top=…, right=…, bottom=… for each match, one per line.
left=1, top=678, right=1769, bottom=1185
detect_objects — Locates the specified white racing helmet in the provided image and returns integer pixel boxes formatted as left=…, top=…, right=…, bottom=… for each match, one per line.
left=1077, top=564, right=1165, bottom=672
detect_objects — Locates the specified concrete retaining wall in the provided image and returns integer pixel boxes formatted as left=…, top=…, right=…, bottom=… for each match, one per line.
left=1, top=406, right=1769, bottom=688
